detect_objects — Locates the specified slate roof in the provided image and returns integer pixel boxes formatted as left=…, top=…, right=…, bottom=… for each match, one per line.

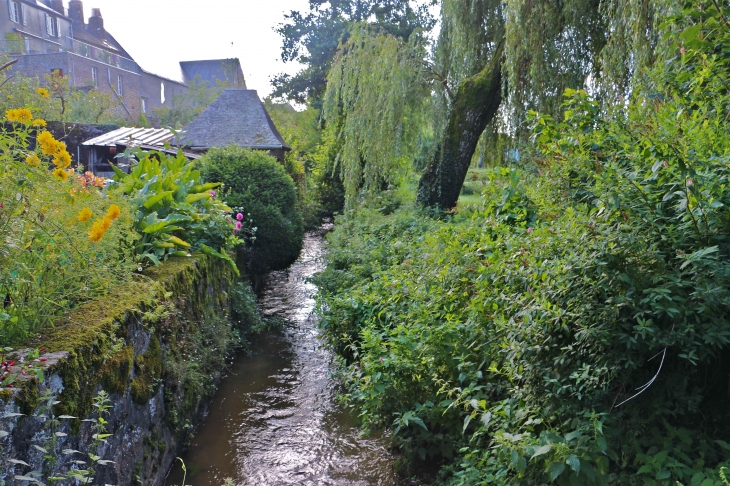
left=179, top=59, right=246, bottom=89
left=175, top=90, right=290, bottom=152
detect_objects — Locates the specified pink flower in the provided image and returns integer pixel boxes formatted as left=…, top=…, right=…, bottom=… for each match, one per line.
left=236, top=213, right=244, bottom=221
left=687, top=179, right=693, bottom=186
left=526, top=227, right=533, bottom=233
left=663, top=161, right=668, bottom=168
left=379, top=357, right=385, bottom=363
left=680, top=47, right=686, bottom=54
left=537, top=169, right=543, bottom=176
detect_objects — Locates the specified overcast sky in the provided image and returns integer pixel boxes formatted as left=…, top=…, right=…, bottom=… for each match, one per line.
left=78, top=0, right=310, bottom=98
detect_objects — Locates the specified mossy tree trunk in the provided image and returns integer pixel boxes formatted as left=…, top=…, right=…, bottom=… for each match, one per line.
left=417, top=41, right=504, bottom=209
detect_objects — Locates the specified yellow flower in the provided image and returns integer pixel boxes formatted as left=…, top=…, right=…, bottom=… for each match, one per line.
left=32, top=119, right=47, bottom=127
left=77, top=207, right=93, bottom=223
left=6, top=108, right=33, bottom=124
left=100, top=215, right=113, bottom=231
left=37, top=131, right=65, bottom=156
left=25, top=154, right=40, bottom=167
left=36, top=88, right=50, bottom=99
left=52, top=167, right=68, bottom=181
left=53, top=150, right=72, bottom=169
left=88, top=219, right=106, bottom=242
left=106, top=204, right=121, bottom=220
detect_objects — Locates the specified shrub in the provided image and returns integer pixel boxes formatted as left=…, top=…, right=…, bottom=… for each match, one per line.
left=201, top=146, right=304, bottom=274
left=111, top=149, right=242, bottom=273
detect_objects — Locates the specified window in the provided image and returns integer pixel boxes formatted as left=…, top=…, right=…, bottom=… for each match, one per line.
left=117, top=74, right=123, bottom=95
left=21, top=4, right=27, bottom=26
left=141, top=98, right=147, bottom=114
left=160, top=82, right=165, bottom=104
left=91, top=67, right=98, bottom=88
left=9, top=1, right=20, bottom=23
left=45, top=14, right=59, bottom=37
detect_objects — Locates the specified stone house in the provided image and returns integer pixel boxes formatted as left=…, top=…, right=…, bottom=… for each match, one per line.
left=174, top=89, right=291, bottom=162
left=1, top=0, right=188, bottom=121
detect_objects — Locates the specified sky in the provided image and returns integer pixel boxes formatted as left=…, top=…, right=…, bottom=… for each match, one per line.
left=79, top=0, right=311, bottom=98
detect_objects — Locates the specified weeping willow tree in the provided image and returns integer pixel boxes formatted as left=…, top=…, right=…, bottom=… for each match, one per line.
left=417, top=0, right=674, bottom=209
left=322, top=25, right=428, bottom=205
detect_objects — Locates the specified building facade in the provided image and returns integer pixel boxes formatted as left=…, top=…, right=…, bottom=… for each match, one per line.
left=1, top=0, right=188, bottom=121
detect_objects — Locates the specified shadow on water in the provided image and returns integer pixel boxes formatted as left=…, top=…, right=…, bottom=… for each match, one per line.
left=165, top=230, right=405, bottom=486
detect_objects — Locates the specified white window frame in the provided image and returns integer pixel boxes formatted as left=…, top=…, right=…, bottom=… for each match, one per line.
left=117, top=74, right=123, bottom=96
left=141, top=97, right=147, bottom=113
left=91, top=67, right=98, bottom=88
left=20, top=3, right=27, bottom=26
left=45, top=14, right=58, bottom=37
left=160, top=82, right=165, bottom=104
left=9, top=1, right=20, bottom=23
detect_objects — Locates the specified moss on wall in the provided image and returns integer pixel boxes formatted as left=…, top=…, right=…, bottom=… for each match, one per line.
left=100, top=345, right=134, bottom=395
left=20, top=253, right=235, bottom=423
left=131, top=336, right=162, bottom=405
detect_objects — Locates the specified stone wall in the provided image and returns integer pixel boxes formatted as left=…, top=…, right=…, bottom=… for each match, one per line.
left=0, top=254, right=239, bottom=485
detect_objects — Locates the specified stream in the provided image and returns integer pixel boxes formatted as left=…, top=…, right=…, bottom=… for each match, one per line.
left=164, top=230, right=404, bottom=486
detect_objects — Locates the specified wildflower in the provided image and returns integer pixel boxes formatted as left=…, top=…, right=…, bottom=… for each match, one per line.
left=53, top=150, right=72, bottom=169
left=32, top=119, right=47, bottom=127
left=77, top=207, right=93, bottom=222
left=210, top=190, right=216, bottom=198
left=6, top=108, right=33, bottom=124
left=236, top=213, right=244, bottom=221
left=680, top=47, right=686, bottom=54
left=106, top=204, right=121, bottom=220
left=526, top=227, right=533, bottom=233
left=662, top=161, right=668, bottom=168
left=687, top=179, right=693, bottom=186
left=100, top=215, right=113, bottom=231
left=36, top=88, right=50, bottom=98
left=25, top=154, right=40, bottom=167
left=52, top=168, right=68, bottom=181
left=37, top=131, right=64, bottom=155
left=88, top=219, right=106, bottom=242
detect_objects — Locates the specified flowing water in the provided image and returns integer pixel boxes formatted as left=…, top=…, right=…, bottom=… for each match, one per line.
left=165, top=230, right=404, bottom=486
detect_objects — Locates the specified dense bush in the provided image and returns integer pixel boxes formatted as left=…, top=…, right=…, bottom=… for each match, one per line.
left=111, top=149, right=242, bottom=273
left=314, top=4, right=730, bottom=483
left=201, top=146, right=304, bottom=274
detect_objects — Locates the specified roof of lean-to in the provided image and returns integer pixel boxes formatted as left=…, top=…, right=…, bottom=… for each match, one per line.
left=174, top=89, right=290, bottom=151
left=82, top=127, right=201, bottom=159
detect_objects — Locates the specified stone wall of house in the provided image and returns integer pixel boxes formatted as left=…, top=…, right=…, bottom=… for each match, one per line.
left=0, top=255, right=239, bottom=486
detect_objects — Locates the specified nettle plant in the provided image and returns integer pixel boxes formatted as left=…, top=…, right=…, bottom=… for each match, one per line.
left=0, top=390, right=114, bottom=485
left=112, top=149, right=247, bottom=274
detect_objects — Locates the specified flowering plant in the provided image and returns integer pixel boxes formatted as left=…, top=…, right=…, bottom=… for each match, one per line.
left=0, top=103, right=136, bottom=344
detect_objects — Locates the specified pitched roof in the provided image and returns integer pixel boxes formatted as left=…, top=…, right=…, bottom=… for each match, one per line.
left=179, top=59, right=246, bottom=89
left=175, top=90, right=290, bottom=151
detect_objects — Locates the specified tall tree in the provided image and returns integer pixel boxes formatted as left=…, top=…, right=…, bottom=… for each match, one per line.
left=418, top=0, right=612, bottom=208
left=273, top=0, right=434, bottom=104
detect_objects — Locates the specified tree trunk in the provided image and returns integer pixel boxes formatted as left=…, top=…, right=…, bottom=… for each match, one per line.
left=417, top=41, right=504, bottom=209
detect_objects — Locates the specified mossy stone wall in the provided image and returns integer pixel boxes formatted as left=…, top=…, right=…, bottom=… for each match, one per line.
left=0, top=254, right=236, bottom=486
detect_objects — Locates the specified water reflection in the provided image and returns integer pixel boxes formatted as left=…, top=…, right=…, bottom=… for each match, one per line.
left=165, top=231, right=403, bottom=486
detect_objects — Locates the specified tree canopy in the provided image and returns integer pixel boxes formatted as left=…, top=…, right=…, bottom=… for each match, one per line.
left=273, top=0, right=434, bottom=104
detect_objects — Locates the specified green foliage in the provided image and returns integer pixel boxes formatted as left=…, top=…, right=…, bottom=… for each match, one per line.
left=111, top=149, right=241, bottom=273
left=0, top=109, right=136, bottom=345
left=322, top=24, right=429, bottom=205
left=273, top=0, right=434, bottom=103
left=201, top=146, right=304, bottom=274
left=314, top=8, right=730, bottom=481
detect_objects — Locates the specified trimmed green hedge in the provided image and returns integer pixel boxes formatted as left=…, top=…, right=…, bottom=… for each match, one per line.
left=201, top=146, right=304, bottom=274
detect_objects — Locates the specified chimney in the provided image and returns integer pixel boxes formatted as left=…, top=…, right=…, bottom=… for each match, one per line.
left=68, top=0, right=84, bottom=24
left=88, top=8, right=104, bottom=37
left=50, top=0, right=64, bottom=14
